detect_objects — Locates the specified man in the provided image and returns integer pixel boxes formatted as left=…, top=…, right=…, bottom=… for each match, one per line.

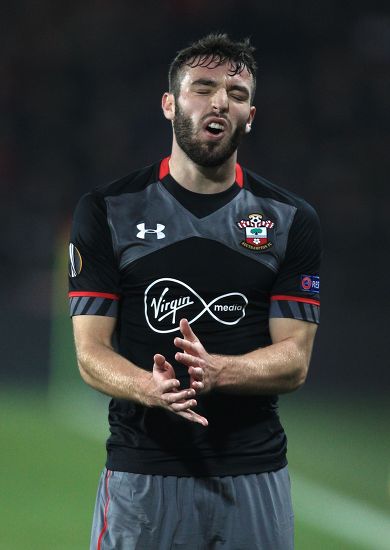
left=69, top=33, right=321, bottom=550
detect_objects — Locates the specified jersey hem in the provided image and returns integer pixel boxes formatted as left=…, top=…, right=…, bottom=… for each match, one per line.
left=105, top=456, right=288, bottom=477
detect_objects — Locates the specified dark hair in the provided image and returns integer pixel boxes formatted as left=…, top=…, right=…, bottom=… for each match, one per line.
left=168, top=33, right=257, bottom=101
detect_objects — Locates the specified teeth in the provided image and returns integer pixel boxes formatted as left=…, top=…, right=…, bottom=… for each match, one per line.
left=208, top=122, right=224, bottom=130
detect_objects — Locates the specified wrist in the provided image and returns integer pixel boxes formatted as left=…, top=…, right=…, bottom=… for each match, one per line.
left=212, top=354, right=242, bottom=391
left=132, top=370, right=156, bottom=407
left=210, top=354, right=228, bottom=390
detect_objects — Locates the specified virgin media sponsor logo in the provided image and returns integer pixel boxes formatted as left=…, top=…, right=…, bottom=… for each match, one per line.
left=144, top=278, right=248, bottom=333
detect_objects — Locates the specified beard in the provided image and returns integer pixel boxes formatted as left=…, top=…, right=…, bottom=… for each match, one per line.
left=173, top=104, right=246, bottom=168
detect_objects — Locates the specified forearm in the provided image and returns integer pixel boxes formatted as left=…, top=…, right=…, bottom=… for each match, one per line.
left=174, top=318, right=316, bottom=396
left=213, top=337, right=309, bottom=395
left=76, top=341, right=154, bottom=405
left=72, top=316, right=207, bottom=426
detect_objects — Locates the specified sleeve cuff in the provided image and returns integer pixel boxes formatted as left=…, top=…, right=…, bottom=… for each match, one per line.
left=270, top=295, right=320, bottom=324
left=69, top=291, right=120, bottom=317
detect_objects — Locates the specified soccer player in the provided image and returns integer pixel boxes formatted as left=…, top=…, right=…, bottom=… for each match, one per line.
left=69, top=33, right=321, bottom=550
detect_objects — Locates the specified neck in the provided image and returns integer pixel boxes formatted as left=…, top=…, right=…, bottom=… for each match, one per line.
left=168, top=140, right=237, bottom=194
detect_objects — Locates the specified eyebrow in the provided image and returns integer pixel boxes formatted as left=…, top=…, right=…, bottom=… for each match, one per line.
left=191, top=78, right=218, bottom=87
left=190, top=78, right=250, bottom=97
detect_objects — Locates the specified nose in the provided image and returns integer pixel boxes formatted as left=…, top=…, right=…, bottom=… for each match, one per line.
left=211, top=88, right=229, bottom=113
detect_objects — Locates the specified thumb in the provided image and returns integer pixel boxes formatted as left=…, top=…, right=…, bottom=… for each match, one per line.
left=153, top=354, right=166, bottom=370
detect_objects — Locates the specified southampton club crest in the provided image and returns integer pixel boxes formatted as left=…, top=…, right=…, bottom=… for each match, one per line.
left=237, top=213, right=275, bottom=251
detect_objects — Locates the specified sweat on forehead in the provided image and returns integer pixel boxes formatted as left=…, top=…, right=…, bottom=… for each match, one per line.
left=176, top=58, right=255, bottom=101
left=185, top=54, right=250, bottom=77
left=168, top=34, right=257, bottom=99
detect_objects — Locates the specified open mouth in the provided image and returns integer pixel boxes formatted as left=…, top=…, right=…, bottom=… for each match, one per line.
left=206, top=122, right=224, bottom=135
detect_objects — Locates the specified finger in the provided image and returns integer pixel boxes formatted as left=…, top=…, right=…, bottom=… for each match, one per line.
left=175, top=352, right=205, bottom=369
left=153, top=355, right=175, bottom=378
left=173, top=337, right=198, bottom=354
left=179, top=319, right=199, bottom=343
left=191, top=380, right=204, bottom=391
left=160, top=378, right=181, bottom=393
left=170, top=398, right=198, bottom=412
left=153, top=354, right=166, bottom=368
left=176, top=409, right=208, bottom=427
left=162, top=388, right=195, bottom=404
left=153, top=354, right=174, bottom=372
left=188, top=366, right=204, bottom=381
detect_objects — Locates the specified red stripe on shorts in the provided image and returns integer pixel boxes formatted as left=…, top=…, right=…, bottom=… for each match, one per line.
left=97, top=470, right=112, bottom=550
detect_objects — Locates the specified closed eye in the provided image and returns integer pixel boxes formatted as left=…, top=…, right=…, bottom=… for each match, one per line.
left=229, top=93, right=247, bottom=101
left=193, top=87, right=212, bottom=95
left=228, top=87, right=250, bottom=101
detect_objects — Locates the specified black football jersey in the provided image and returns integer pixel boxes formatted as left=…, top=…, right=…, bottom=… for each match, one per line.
left=68, top=157, right=322, bottom=476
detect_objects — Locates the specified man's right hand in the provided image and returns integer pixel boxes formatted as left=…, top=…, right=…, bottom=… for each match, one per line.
left=72, top=315, right=208, bottom=425
left=150, top=354, right=208, bottom=427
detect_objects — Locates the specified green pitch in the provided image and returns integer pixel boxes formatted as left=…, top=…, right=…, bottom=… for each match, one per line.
left=0, top=390, right=389, bottom=550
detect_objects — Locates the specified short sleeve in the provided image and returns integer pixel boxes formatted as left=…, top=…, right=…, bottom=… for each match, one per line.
left=68, top=192, right=121, bottom=317
left=270, top=203, right=322, bottom=324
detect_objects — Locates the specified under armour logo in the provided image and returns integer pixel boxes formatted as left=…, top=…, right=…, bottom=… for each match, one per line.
left=136, top=223, right=165, bottom=240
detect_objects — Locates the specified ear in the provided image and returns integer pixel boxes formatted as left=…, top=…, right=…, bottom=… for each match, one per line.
left=162, top=92, right=175, bottom=121
left=245, top=106, right=256, bottom=134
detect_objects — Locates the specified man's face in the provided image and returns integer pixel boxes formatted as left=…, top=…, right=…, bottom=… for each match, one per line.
left=171, top=61, right=256, bottom=167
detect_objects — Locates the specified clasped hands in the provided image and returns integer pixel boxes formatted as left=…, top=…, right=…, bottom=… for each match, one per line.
left=152, top=318, right=218, bottom=426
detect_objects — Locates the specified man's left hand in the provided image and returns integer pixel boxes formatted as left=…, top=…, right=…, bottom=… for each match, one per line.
left=174, top=319, right=218, bottom=393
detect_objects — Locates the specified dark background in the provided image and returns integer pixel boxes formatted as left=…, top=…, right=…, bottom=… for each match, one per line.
left=1, top=1, right=389, bottom=394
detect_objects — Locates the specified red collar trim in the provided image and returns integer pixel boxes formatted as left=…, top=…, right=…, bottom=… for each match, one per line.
left=159, top=156, right=170, bottom=180
left=235, top=163, right=243, bottom=187
left=159, top=156, right=244, bottom=188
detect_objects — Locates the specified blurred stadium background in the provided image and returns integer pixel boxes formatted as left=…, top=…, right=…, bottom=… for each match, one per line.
left=1, top=1, right=389, bottom=549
